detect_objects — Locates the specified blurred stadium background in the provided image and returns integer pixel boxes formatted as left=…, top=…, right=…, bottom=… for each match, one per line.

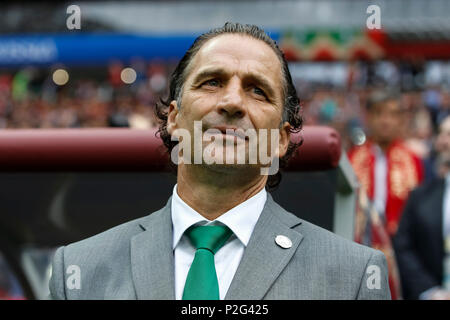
left=1, top=0, right=450, bottom=300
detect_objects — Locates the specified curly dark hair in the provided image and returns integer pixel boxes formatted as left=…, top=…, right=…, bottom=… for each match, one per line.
left=155, top=22, right=303, bottom=190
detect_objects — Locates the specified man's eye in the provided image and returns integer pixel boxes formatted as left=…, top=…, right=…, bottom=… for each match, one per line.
left=253, top=87, right=267, bottom=98
left=202, top=79, right=220, bottom=87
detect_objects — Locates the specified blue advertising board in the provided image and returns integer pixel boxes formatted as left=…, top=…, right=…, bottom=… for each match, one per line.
left=0, top=32, right=280, bottom=67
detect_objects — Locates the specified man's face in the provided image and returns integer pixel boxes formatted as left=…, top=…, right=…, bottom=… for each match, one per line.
left=435, top=117, right=450, bottom=153
left=367, top=99, right=403, bottom=145
left=167, top=34, right=290, bottom=170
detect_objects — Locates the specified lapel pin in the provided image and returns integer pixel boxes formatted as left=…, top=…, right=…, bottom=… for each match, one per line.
left=275, top=235, right=292, bottom=249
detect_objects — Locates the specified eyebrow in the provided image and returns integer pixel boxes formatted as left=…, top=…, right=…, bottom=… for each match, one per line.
left=190, top=67, right=278, bottom=99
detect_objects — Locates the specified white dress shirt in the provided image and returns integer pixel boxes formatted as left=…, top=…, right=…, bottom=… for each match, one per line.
left=373, top=144, right=388, bottom=218
left=171, top=184, right=267, bottom=300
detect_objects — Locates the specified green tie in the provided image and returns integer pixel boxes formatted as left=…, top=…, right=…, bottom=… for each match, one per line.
left=182, top=225, right=233, bottom=300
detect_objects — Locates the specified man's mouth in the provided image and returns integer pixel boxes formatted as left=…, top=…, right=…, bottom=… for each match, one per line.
left=209, top=126, right=248, bottom=141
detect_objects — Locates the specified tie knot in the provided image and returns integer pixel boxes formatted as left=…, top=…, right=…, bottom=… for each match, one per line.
left=185, top=225, right=232, bottom=254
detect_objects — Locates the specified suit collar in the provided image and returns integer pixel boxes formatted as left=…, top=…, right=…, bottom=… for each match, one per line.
left=171, top=183, right=267, bottom=248
left=224, top=193, right=304, bottom=300
left=130, top=192, right=304, bottom=300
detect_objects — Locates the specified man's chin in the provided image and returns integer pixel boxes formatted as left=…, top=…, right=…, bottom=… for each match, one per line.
left=200, top=162, right=261, bottom=175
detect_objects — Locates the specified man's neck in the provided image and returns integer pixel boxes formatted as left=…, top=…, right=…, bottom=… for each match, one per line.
left=372, top=139, right=394, bottom=153
left=176, top=164, right=267, bottom=220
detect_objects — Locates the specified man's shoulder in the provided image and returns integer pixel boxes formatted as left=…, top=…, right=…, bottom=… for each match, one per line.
left=271, top=202, right=390, bottom=299
left=49, top=206, right=169, bottom=299
left=413, top=176, right=444, bottom=194
left=398, top=177, right=444, bottom=208
left=298, top=217, right=379, bottom=259
left=61, top=206, right=164, bottom=263
left=270, top=198, right=382, bottom=261
left=347, top=140, right=372, bottom=159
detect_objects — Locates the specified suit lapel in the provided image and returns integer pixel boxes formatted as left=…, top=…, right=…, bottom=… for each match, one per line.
left=225, top=194, right=304, bottom=300
left=130, top=197, right=175, bottom=299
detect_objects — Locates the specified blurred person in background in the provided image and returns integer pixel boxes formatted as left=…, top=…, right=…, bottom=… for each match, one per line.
left=348, top=90, right=424, bottom=239
left=404, top=106, right=436, bottom=183
left=347, top=89, right=427, bottom=300
left=436, top=88, right=450, bottom=128
left=435, top=116, right=450, bottom=164
left=394, top=115, right=450, bottom=300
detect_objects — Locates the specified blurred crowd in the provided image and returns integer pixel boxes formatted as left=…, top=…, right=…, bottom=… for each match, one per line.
left=0, top=60, right=180, bottom=130
left=1, top=59, right=449, bottom=158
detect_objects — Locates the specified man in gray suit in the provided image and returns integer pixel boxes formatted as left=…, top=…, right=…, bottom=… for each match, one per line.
left=49, top=23, right=390, bottom=300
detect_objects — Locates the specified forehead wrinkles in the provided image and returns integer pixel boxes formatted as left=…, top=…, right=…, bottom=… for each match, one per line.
left=193, top=57, right=277, bottom=89
left=182, top=34, right=285, bottom=96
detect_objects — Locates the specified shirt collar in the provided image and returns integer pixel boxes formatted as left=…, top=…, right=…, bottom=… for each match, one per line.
left=373, top=144, right=386, bottom=158
left=445, top=173, right=450, bottom=186
left=171, top=183, right=267, bottom=250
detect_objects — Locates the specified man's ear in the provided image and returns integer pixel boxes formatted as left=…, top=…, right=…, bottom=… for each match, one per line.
left=167, top=100, right=179, bottom=135
left=278, top=121, right=291, bottom=158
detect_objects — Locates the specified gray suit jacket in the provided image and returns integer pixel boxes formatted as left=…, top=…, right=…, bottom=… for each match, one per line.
left=49, top=193, right=391, bottom=299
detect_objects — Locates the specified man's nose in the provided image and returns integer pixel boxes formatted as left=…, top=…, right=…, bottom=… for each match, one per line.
left=217, top=78, right=246, bottom=118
